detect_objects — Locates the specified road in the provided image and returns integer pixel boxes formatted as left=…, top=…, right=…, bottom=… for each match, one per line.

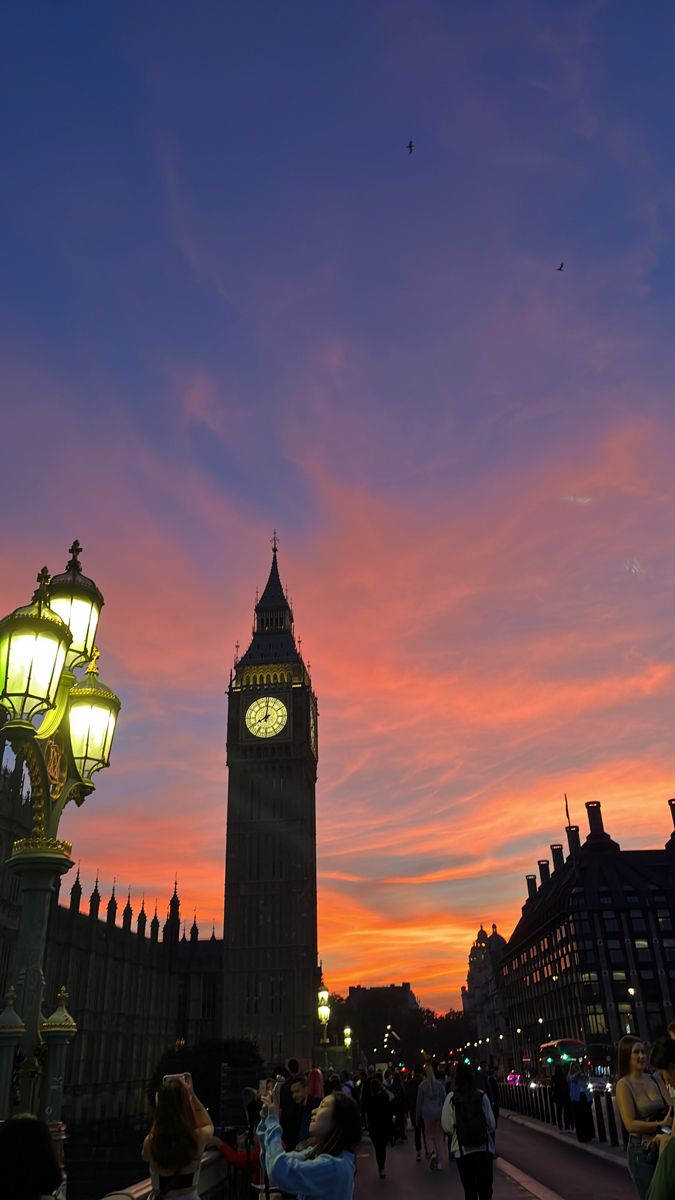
left=495, top=1115, right=635, bottom=1200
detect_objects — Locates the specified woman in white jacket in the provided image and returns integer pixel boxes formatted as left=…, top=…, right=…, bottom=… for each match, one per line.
left=441, top=1064, right=496, bottom=1200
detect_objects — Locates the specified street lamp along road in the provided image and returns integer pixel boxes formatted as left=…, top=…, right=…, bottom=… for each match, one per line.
left=0, top=542, right=120, bottom=1121
left=318, top=985, right=330, bottom=1044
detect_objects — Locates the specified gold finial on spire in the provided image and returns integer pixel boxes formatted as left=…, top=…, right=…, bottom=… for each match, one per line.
left=271, top=529, right=279, bottom=553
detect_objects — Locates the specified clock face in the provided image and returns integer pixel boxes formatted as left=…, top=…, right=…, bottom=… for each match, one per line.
left=245, top=696, right=288, bottom=739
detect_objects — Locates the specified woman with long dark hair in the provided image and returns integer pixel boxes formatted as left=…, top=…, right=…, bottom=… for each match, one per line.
left=142, top=1075, right=213, bottom=1198
left=0, top=1114, right=63, bottom=1200
left=257, top=1081, right=361, bottom=1199
left=442, top=1062, right=496, bottom=1200
left=616, top=1036, right=672, bottom=1200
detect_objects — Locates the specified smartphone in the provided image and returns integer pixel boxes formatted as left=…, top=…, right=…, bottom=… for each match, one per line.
left=163, top=1072, right=192, bottom=1088
left=661, top=1126, right=672, bottom=1135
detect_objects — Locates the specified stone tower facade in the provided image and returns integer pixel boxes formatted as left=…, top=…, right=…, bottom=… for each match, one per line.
left=224, top=542, right=319, bottom=1064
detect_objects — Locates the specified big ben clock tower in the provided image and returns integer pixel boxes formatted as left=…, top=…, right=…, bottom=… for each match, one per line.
left=223, top=536, right=319, bottom=1064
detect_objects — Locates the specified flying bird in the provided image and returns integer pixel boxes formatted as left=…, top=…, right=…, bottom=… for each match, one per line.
left=408, top=140, right=414, bottom=155
left=557, top=262, right=564, bottom=271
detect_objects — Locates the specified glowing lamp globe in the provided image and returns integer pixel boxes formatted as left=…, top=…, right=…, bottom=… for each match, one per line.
left=317, top=986, right=330, bottom=1025
left=68, top=653, right=120, bottom=780
left=0, top=568, right=72, bottom=724
left=48, top=541, right=104, bottom=669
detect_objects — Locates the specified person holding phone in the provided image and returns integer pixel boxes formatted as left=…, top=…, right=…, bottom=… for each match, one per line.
left=616, top=1037, right=673, bottom=1199
left=142, top=1074, right=213, bottom=1198
left=257, top=1079, right=361, bottom=1199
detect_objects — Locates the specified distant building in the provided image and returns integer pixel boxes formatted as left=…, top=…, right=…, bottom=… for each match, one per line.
left=347, top=982, right=418, bottom=1008
left=502, top=800, right=675, bottom=1066
left=461, top=923, right=508, bottom=1055
left=345, top=983, right=419, bottom=1063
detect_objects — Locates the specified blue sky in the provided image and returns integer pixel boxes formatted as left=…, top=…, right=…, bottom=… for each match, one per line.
left=2, top=1, right=675, bottom=1008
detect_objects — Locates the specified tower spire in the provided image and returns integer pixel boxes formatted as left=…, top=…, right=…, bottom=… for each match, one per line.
left=235, top=539, right=299, bottom=668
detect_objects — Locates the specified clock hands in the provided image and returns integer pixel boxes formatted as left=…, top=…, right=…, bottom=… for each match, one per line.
left=247, top=696, right=287, bottom=737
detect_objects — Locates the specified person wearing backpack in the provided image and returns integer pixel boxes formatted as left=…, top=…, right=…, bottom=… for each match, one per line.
left=441, top=1063, right=496, bottom=1200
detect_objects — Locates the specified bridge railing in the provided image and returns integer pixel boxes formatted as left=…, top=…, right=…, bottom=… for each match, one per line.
left=496, top=1081, right=624, bottom=1149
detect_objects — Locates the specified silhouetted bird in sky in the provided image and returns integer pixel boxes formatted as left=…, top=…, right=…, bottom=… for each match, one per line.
left=408, top=140, right=414, bottom=155
left=557, top=262, right=564, bottom=271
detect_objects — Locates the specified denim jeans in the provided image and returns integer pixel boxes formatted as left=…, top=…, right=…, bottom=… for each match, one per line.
left=627, top=1136, right=657, bottom=1200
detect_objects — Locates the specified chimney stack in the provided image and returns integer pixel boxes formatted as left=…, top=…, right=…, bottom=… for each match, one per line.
left=669, top=799, right=675, bottom=831
left=526, top=874, right=538, bottom=900
left=551, top=844, right=565, bottom=871
left=566, top=824, right=581, bottom=857
left=586, top=801, right=605, bottom=836
left=538, top=859, right=551, bottom=885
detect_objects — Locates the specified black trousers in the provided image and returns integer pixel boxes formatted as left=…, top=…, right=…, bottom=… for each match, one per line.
left=370, top=1133, right=388, bottom=1172
left=456, top=1151, right=494, bottom=1200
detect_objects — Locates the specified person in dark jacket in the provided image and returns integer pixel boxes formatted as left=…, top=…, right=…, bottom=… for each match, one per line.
left=391, top=1072, right=407, bottom=1144
left=282, top=1075, right=320, bottom=1151
left=367, top=1077, right=394, bottom=1179
left=405, top=1065, right=426, bottom=1161
left=568, top=1063, right=594, bottom=1143
left=480, top=1062, right=500, bottom=1128
left=551, top=1065, right=570, bottom=1131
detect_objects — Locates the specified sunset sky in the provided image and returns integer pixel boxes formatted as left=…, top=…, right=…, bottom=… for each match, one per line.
left=3, top=2, right=675, bottom=1012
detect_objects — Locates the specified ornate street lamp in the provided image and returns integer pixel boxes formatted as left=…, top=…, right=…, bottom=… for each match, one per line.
left=343, top=1026, right=352, bottom=1049
left=48, top=541, right=103, bottom=669
left=0, top=543, right=120, bottom=1126
left=0, top=569, right=72, bottom=727
left=68, top=651, right=120, bottom=781
left=318, top=986, right=330, bottom=1044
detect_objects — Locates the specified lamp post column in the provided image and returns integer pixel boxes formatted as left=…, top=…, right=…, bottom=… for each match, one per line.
left=7, top=846, right=74, bottom=1113
left=0, top=987, right=25, bottom=1119
left=40, top=987, right=77, bottom=1180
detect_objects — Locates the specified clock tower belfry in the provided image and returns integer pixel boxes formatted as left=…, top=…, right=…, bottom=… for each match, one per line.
left=224, top=538, right=319, bottom=1064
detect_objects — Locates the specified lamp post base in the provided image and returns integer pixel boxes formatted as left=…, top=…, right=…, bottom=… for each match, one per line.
left=6, top=847, right=74, bottom=1114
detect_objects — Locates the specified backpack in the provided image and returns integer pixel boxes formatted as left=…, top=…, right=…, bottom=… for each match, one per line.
left=453, top=1089, right=487, bottom=1153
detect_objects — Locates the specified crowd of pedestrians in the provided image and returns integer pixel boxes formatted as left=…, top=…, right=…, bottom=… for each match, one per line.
left=219, top=1056, right=500, bottom=1199
left=12, top=1034, right=675, bottom=1200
